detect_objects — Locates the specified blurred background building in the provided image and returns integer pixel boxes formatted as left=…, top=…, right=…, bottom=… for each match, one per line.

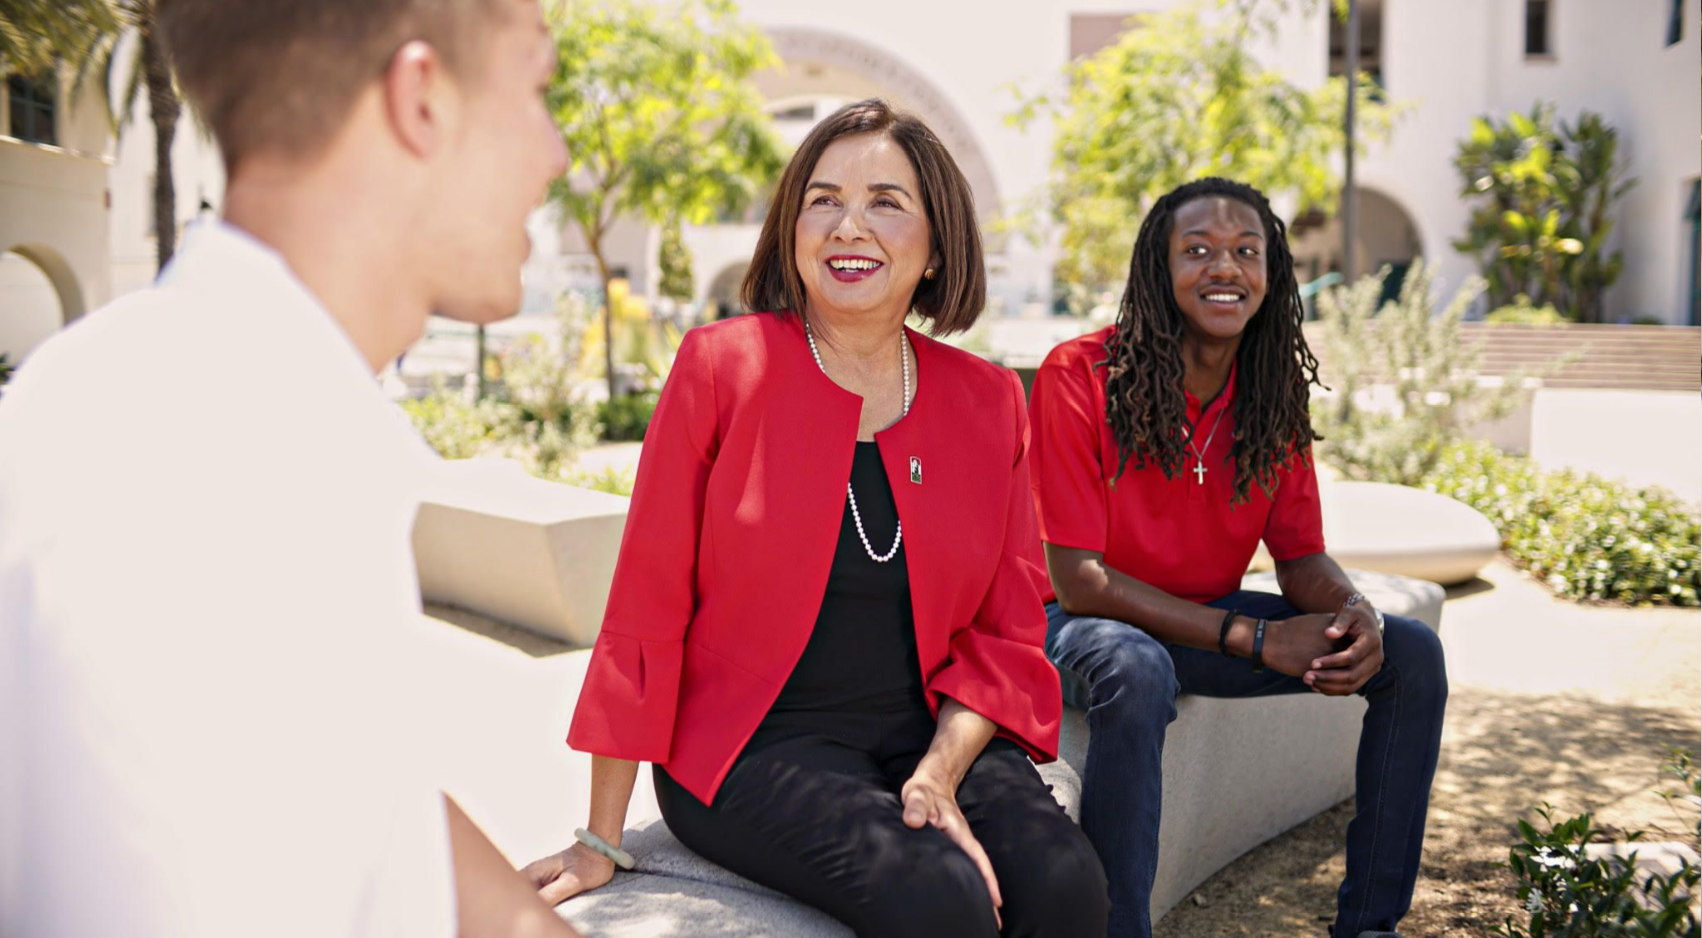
left=2, top=0, right=1698, bottom=366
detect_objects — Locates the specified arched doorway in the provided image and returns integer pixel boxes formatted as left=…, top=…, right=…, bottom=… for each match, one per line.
left=705, top=262, right=749, bottom=320
left=680, top=29, right=1014, bottom=313
left=757, top=27, right=1004, bottom=238
left=0, top=244, right=82, bottom=363
left=1289, top=188, right=1423, bottom=304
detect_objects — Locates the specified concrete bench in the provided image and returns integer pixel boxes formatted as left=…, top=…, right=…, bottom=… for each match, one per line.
left=1253, top=481, right=1500, bottom=586
left=556, top=570, right=1445, bottom=936
left=413, top=458, right=628, bottom=646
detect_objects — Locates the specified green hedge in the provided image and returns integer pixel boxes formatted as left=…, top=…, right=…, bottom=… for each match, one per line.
left=597, top=391, right=659, bottom=442
left=1423, top=441, right=1699, bottom=606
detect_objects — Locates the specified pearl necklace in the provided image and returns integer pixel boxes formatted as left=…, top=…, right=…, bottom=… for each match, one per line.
left=803, top=317, right=909, bottom=564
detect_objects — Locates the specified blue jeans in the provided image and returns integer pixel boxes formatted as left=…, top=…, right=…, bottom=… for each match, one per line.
left=1045, top=592, right=1448, bottom=938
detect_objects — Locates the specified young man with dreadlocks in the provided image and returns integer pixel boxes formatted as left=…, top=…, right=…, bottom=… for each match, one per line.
left=1028, top=177, right=1447, bottom=938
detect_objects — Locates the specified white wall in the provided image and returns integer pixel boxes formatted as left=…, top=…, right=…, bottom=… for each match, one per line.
left=1528, top=389, right=1702, bottom=501
left=103, top=34, right=226, bottom=298
left=74, top=0, right=1702, bottom=335
left=0, top=250, right=61, bottom=360
left=0, top=69, right=112, bottom=362
left=1473, top=0, right=1702, bottom=322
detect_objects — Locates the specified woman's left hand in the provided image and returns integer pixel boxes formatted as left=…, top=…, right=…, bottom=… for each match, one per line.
left=900, top=768, right=1003, bottom=930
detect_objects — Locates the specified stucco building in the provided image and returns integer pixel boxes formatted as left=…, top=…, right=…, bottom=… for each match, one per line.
left=2, top=0, right=1698, bottom=368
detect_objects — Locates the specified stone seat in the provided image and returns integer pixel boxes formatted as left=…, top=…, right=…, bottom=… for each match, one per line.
left=1253, top=481, right=1500, bottom=586
left=412, top=458, right=629, bottom=646
left=557, top=570, right=1445, bottom=936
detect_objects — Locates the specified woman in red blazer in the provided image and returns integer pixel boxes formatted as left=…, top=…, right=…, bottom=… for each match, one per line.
left=524, top=100, right=1106, bottom=938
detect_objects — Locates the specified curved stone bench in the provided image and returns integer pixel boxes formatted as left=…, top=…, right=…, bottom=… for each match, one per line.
left=1252, top=481, right=1500, bottom=586
left=557, top=570, right=1445, bottom=935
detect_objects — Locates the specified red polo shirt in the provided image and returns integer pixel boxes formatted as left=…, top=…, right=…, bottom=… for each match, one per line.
left=1028, top=326, right=1325, bottom=604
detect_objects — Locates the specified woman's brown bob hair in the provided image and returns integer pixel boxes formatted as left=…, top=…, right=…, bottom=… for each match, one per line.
left=740, top=99, right=986, bottom=335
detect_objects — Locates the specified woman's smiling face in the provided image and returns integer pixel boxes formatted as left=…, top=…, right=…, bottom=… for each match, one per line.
left=794, top=133, right=939, bottom=321
left=1167, top=195, right=1269, bottom=343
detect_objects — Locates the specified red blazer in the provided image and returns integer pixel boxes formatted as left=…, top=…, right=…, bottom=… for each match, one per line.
left=567, top=311, right=1061, bottom=804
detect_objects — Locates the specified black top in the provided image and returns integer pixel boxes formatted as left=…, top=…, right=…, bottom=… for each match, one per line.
left=767, top=441, right=928, bottom=716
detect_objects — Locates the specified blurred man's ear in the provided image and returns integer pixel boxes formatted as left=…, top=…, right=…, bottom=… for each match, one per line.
left=383, top=41, right=449, bottom=158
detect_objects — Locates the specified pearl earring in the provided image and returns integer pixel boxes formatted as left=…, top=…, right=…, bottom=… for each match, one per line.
left=924, top=267, right=936, bottom=280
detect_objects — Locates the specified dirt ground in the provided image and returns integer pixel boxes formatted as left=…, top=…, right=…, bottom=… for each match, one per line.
left=1154, top=560, right=1702, bottom=938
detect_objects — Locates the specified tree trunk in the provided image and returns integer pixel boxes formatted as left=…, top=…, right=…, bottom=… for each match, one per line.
left=142, top=17, right=180, bottom=274
left=592, top=249, right=617, bottom=403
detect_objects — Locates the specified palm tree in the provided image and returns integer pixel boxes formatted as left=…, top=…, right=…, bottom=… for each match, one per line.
left=82, top=2, right=181, bottom=273
left=1, top=0, right=183, bottom=274
left=0, top=0, right=116, bottom=76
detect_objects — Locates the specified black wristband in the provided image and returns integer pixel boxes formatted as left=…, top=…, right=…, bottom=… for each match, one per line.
left=1251, top=618, right=1269, bottom=673
left=1218, top=608, right=1240, bottom=657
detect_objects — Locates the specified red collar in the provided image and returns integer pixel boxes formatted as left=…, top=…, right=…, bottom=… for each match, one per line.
left=1183, top=362, right=1238, bottom=424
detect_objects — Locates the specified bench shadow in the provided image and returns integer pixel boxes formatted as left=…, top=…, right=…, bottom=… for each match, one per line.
left=425, top=603, right=579, bottom=658
left=1443, top=575, right=1496, bottom=600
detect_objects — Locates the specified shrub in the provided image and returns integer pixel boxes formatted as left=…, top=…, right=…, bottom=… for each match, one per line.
left=1487, top=295, right=1567, bottom=325
left=402, top=297, right=599, bottom=481
left=1454, top=104, right=1634, bottom=322
left=1311, top=261, right=1540, bottom=486
left=0, top=353, right=13, bottom=388
left=596, top=391, right=659, bottom=442
left=562, top=466, right=636, bottom=497
left=1493, top=755, right=1700, bottom=938
left=1493, top=808, right=1700, bottom=938
left=1423, top=440, right=1699, bottom=606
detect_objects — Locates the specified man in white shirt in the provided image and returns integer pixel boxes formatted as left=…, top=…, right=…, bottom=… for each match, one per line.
left=0, top=1, right=577, bottom=935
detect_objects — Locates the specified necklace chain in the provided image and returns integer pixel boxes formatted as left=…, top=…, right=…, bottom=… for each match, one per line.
left=1186, top=404, right=1228, bottom=484
left=804, top=316, right=908, bottom=564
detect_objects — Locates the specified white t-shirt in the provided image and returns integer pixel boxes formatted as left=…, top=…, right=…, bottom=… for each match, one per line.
left=0, top=222, right=456, bottom=937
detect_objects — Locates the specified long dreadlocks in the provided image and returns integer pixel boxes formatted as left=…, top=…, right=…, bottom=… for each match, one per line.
left=1101, top=177, right=1323, bottom=506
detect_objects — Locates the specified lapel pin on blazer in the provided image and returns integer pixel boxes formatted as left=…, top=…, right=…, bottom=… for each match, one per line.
left=909, top=456, right=922, bottom=485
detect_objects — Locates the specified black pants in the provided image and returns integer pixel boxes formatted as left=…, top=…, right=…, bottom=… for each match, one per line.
left=656, top=707, right=1108, bottom=938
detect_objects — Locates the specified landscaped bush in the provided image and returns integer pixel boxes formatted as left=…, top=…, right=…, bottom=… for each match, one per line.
left=563, top=466, right=636, bottom=497
left=1423, top=440, right=1699, bottom=607
left=1486, top=295, right=1567, bottom=325
left=596, top=390, right=659, bottom=442
left=402, top=299, right=599, bottom=482
left=1312, top=262, right=1537, bottom=486
left=1493, top=755, right=1700, bottom=938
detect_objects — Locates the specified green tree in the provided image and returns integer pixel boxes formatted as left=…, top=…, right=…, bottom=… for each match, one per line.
left=1452, top=104, right=1633, bottom=321
left=547, top=0, right=783, bottom=399
left=99, top=2, right=183, bottom=273
left=0, top=0, right=116, bottom=75
left=1011, top=0, right=1397, bottom=300
left=1555, top=111, right=1634, bottom=323
left=657, top=216, right=695, bottom=303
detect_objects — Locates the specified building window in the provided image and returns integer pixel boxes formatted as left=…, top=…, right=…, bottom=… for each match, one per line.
left=1069, top=13, right=1142, bottom=60
left=6, top=73, right=56, bottom=146
left=1667, top=0, right=1684, bottom=46
left=1524, top=0, right=1553, bottom=57
left=1328, top=0, right=1386, bottom=95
